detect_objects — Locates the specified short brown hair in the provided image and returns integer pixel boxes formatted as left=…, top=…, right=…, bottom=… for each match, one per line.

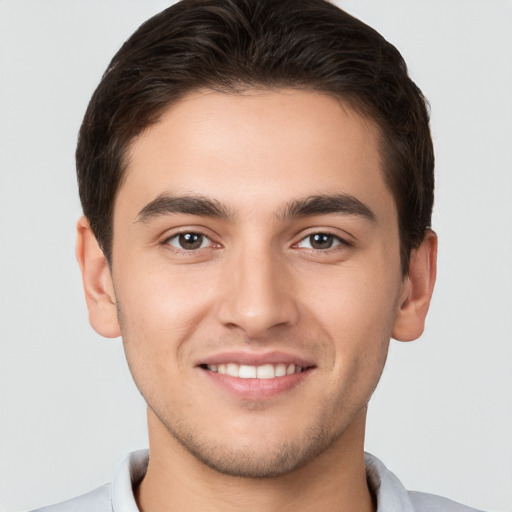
left=76, top=0, right=434, bottom=273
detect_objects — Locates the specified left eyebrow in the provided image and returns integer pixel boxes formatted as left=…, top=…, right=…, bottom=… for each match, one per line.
left=136, top=194, right=234, bottom=223
left=278, top=194, right=377, bottom=223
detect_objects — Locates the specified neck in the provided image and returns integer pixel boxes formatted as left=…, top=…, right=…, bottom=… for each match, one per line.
left=136, top=408, right=375, bottom=512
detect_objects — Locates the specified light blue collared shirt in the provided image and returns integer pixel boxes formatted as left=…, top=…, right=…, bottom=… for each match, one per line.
left=32, top=450, right=485, bottom=512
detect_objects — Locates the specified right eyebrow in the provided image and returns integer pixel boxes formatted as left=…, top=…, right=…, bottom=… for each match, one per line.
left=135, top=194, right=234, bottom=223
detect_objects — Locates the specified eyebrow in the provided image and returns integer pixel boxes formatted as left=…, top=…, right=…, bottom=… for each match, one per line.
left=136, top=194, right=233, bottom=223
left=278, top=194, right=376, bottom=222
left=136, top=193, right=376, bottom=224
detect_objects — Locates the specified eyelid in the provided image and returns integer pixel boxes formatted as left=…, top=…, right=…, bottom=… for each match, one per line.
left=159, top=226, right=353, bottom=253
left=293, top=229, right=354, bottom=249
left=166, top=233, right=211, bottom=249
left=161, top=227, right=221, bottom=252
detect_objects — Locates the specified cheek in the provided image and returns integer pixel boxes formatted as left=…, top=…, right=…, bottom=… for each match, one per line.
left=116, top=259, right=216, bottom=333
left=304, top=264, right=400, bottom=338
left=114, top=263, right=219, bottom=384
left=301, top=262, right=400, bottom=389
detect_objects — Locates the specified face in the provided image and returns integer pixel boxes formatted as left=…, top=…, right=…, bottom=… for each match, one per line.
left=107, top=90, right=409, bottom=477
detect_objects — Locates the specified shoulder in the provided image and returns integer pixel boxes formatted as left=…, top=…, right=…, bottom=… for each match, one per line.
left=29, top=483, right=112, bottom=512
left=409, top=491, right=486, bottom=512
left=29, top=450, right=147, bottom=512
left=365, top=453, right=486, bottom=512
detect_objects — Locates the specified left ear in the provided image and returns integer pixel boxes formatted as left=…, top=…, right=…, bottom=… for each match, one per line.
left=392, top=230, right=437, bottom=342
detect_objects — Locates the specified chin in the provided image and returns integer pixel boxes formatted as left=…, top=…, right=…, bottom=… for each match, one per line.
left=159, top=407, right=349, bottom=479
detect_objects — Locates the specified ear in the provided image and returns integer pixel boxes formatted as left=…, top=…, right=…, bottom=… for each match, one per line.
left=392, top=230, right=437, bottom=342
left=75, top=216, right=121, bottom=338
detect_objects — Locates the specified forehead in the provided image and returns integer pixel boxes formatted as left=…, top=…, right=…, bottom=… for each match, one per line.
left=118, top=89, right=393, bottom=221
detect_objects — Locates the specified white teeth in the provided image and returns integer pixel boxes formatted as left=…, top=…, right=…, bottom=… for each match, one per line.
left=226, top=363, right=239, bottom=378
left=206, top=363, right=305, bottom=379
left=256, top=364, right=275, bottom=379
left=275, top=364, right=287, bottom=377
left=239, top=365, right=257, bottom=378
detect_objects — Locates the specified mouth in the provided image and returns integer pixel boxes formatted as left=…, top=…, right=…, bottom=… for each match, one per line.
left=200, top=362, right=307, bottom=379
left=197, top=352, right=316, bottom=400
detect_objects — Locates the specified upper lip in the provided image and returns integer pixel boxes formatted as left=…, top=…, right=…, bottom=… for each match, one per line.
left=196, top=350, right=315, bottom=368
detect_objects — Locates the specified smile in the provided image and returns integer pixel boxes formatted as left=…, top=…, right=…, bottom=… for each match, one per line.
left=198, top=351, right=315, bottom=399
left=206, top=363, right=305, bottom=379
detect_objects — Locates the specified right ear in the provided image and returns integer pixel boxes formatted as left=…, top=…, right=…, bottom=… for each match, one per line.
left=75, top=216, right=121, bottom=338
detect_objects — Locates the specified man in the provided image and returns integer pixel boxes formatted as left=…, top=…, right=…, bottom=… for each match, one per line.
left=32, top=0, right=483, bottom=510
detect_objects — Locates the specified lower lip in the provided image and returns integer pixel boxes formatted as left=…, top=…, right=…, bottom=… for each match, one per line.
left=200, top=368, right=312, bottom=401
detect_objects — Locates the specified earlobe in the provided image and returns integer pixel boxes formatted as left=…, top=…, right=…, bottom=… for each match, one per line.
left=75, top=216, right=121, bottom=338
left=392, top=230, right=437, bottom=342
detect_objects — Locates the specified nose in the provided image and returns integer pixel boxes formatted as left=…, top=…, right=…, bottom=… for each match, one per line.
left=216, top=245, right=299, bottom=338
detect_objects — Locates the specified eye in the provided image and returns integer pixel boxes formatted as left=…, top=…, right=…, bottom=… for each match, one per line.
left=165, top=232, right=212, bottom=251
left=296, top=233, right=345, bottom=250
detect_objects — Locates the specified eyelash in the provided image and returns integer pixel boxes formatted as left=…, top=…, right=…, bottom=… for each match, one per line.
left=163, top=231, right=219, bottom=253
left=294, top=231, right=352, bottom=252
left=162, top=230, right=351, bottom=254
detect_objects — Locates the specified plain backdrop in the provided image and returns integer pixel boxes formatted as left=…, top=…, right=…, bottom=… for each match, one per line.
left=0, top=1, right=511, bottom=511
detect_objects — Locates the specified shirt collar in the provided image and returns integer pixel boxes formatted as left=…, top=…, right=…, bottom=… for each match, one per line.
left=111, top=450, right=414, bottom=512
left=111, top=449, right=149, bottom=512
left=364, top=452, right=415, bottom=511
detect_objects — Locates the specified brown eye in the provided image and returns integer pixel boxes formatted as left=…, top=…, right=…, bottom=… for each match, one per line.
left=167, top=232, right=208, bottom=250
left=297, top=232, right=344, bottom=250
left=309, top=233, right=335, bottom=249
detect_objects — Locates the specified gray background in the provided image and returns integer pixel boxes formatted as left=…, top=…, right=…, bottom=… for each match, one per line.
left=1, top=1, right=511, bottom=511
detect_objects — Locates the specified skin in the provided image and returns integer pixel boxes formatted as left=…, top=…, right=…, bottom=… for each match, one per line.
left=76, top=89, right=437, bottom=512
